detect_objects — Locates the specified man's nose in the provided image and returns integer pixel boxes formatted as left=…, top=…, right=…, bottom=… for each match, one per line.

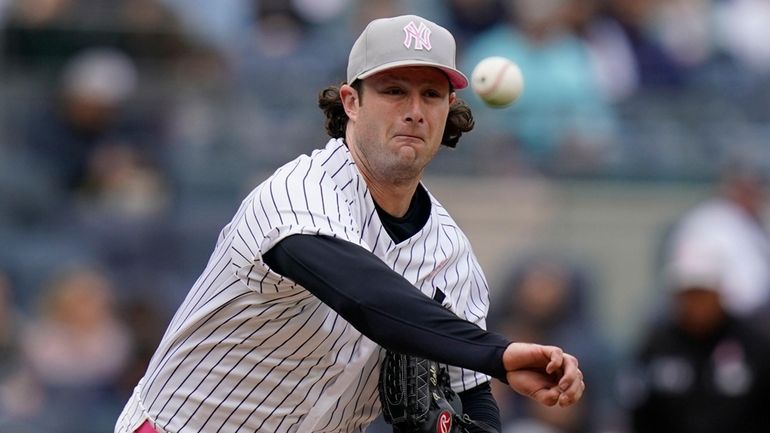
left=403, top=93, right=425, bottom=124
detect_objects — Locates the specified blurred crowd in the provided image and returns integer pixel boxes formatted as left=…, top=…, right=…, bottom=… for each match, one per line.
left=1, top=0, right=770, bottom=432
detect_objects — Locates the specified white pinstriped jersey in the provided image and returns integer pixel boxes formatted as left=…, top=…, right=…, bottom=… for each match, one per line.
left=115, top=138, right=492, bottom=433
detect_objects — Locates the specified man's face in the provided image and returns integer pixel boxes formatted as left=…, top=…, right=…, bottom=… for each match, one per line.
left=675, top=288, right=725, bottom=337
left=341, top=66, right=455, bottom=184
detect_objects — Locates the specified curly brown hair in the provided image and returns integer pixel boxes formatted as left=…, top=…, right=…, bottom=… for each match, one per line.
left=317, top=81, right=475, bottom=148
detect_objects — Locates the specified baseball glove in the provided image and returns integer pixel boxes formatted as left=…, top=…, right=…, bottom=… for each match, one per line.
left=379, top=350, right=494, bottom=433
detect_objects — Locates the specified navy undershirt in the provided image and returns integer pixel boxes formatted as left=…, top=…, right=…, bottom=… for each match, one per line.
left=373, top=183, right=432, bottom=244
left=262, top=184, right=503, bottom=432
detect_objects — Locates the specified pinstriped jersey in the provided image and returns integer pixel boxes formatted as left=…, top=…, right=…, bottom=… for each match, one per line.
left=115, top=138, right=493, bottom=433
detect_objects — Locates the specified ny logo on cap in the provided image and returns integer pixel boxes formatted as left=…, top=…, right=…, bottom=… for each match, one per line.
left=403, top=21, right=432, bottom=51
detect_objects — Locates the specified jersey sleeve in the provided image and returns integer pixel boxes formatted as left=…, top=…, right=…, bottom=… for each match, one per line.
left=228, top=156, right=368, bottom=293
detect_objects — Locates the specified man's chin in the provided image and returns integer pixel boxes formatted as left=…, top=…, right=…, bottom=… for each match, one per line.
left=395, top=145, right=419, bottom=162
left=376, top=158, right=421, bottom=182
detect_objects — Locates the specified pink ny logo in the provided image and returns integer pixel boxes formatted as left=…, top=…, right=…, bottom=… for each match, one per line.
left=403, top=21, right=432, bottom=51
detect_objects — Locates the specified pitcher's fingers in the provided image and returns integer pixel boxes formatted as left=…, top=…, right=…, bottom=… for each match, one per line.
left=557, top=354, right=580, bottom=386
left=558, top=376, right=586, bottom=407
left=507, top=369, right=559, bottom=401
left=508, top=370, right=561, bottom=407
left=532, top=387, right=561, bottom=407
left=544, top=346, right=564, bottom=375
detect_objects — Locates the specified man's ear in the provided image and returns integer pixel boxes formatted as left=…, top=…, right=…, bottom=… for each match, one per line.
left=449, top=91, right=457, bottom=106
left=340, top=84, right=359, bottom=121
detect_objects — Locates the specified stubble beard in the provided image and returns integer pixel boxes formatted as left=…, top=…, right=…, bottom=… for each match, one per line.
left=357, top=137, right=430, bottom=187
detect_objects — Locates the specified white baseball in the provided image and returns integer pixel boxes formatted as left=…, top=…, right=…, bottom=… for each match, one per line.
left=471, top=56, right=524, bottom=108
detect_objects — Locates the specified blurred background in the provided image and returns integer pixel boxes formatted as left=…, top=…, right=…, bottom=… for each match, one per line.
left=1, top=0, right=769, bottom=432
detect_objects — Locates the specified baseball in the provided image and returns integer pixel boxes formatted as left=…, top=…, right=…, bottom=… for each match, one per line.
left=471, top=56, right=524, bottom=108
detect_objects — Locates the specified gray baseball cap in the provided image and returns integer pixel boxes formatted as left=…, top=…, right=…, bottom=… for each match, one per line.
left=347, top=15, right=468, bottom=89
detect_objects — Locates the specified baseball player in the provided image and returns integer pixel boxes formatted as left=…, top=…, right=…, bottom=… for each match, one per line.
left=115, top=15, right=584, bottom=433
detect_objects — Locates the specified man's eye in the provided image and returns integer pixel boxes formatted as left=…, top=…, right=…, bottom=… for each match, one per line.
left=384, top=88, right=404, bottom=95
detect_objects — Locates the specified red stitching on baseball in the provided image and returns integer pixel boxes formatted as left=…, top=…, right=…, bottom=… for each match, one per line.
left=476, top=61, right=512, bottom=98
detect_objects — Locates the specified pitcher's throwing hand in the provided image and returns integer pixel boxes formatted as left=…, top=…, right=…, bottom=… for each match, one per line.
left=504, top=342, right=585, bottom=407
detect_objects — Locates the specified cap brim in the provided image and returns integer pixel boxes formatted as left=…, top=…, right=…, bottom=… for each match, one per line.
left=356, top=60, right=468, bottom=90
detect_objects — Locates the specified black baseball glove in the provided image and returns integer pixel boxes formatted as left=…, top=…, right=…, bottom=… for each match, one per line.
left=379, top=350, right=495, bottom=433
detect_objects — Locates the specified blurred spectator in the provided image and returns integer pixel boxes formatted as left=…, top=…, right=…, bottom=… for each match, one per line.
left=20, top=265, right=133, bottom=433
left=564, top=0, right=639, bottom=102
left=445, top=0, right=507, bottom=49
left=461, top=0, right=619, bottom=173
left=603, top=0, right=690, bottom=89
left=156, top=0, right=251, bottom=50
left=231, top=0, right=349, bottom=108
left=620, top=240, right=770, bottom=433
left=72, top=138, right=177, bottom=302
left=665, top=158, right=770, bottom=318
left=713, top=0, right=770, bottom=75
left=489, top=254, right=618, bottom=433
left=78, top=141, right=169, bottom=220
left=10, top=45, right=179, bottom=310
left=22, top=265, right=132, bottom=388
left=652, top=0, right=713, bottom=69
left=161, top=0, right=352, bottom=51
left=23, top=47, right=144, bottom=194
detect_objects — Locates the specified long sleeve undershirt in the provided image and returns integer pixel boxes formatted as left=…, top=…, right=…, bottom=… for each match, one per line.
left=262, top=234, right=509, bottom=379
left=262, top=234, right=505, bottom=432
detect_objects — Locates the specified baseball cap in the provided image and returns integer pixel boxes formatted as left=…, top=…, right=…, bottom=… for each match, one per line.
left=667, top=241, right=724, bottom=292
left=347, top=15, right=468, bottom=90
left=61, top=48, right=138, bottom=104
